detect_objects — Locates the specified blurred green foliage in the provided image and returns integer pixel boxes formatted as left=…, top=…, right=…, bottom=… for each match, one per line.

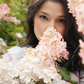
left=0, top=0, right=31, bottom=57
left=0, top=0, right=31, bottom=46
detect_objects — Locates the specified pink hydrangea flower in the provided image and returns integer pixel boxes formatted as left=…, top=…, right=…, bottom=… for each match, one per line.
left=0, top=27, right=68, bottom=84
left=0, top=4, right=21, bottom=24
left=67, top=0, right=84, bottom=34
left=0, top=4, right=10, bottom=21
left=67, top=0, right=84, bottom=64
left=36, top=27, right=69, bottom=60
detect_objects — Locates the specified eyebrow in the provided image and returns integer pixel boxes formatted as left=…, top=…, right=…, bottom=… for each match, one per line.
left=40, top=11, right=65, bottom=17
left=40, top=11, right=49, bottom=15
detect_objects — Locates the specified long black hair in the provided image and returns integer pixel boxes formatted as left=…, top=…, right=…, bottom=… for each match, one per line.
left=24, top=0, right=84, bottom=72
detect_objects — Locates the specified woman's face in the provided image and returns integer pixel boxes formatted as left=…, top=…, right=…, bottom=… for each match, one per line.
left=34, top=1, right=65, bottom=40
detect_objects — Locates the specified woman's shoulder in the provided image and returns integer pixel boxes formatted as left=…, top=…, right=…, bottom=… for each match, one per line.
left=2, top=45, right=31, bottom=62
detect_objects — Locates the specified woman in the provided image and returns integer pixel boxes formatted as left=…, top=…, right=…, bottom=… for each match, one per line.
left=3, top=0, right=84, bottom=84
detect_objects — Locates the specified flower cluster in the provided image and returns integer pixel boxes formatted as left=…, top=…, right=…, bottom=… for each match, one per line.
left=67, top=0, right=84, bottom=34
left=18, top=27, right=69, bottom=84
left=36, top=27, right=68, bottom=60
left=0, top=4, right=10, bottom=21
left=0, top=59, right=20, bottom=84
left=0, top=27, right=69, bottom=84
left=0, top=4, right=21, bottom=24
left=67, top=0, right=84, bottom=64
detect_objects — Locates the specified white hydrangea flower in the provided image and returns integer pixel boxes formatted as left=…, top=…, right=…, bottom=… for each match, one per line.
left=0, top=59, right=20, bottom=84
left=0, top=27, right=68, bottom=84
left=16, top=33, right=23, bottom=38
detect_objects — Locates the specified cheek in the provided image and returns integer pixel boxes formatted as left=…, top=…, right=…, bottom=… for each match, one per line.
left=34, top=18, right=45, bottom=40
left=61, top=27, right=65, bottom=36
left=56, top=24, right=65, bottom=36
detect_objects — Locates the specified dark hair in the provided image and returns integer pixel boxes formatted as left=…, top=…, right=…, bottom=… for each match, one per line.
left=24, top=0, right=84, bottom=72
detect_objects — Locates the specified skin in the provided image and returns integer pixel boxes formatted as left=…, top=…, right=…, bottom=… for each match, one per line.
left=79, top=52, right=84, bottom=64
left=34, top=1, right=66, bottom=40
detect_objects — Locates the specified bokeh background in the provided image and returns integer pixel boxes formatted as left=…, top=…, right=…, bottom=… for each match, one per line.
left=0, top=0, right=31, bottom=57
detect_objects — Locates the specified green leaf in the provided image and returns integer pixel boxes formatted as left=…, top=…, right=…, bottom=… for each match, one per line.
left=58, top=67, right=78, bottom=84
left=58, top=67, right=71, bottom=81
left=13, top=27, right=24, bottom=33
left=0, top=0, right=6, bottom=3
left=0, top=53, right=3, bottom=58
left=69, top=81, right=78, bottom=84
left=9, top=32, right=16, bottom=37
left=10, top=41, right=19, bottom=45
left=13, top=14, right=24, bottom=19
left=0, top=0, right=29, bottom=50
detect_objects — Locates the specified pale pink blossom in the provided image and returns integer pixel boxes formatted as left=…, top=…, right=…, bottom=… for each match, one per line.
left=36, top=27, right=69, bottom=60
left=0, top=27, right=68, bottom=84
left=0, top=4, right=10, bottom=21
left=67, top=0, right=84, bottom=34
left=67, top=0, right=84, bottom=64
left=0, top=4, right=21, bottom=24
left=17, top=19, right=21, bottom=24
left=18, top=27, right=68, bottom=84
left=3, top=14, right=21, bottom=24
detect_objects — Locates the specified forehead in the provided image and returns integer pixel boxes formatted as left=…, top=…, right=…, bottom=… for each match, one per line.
left=37, top=1, right=65, bottom=15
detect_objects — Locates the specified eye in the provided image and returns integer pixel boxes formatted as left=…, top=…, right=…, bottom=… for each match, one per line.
left=40, top=15, right=48, bottom=20
left=58, top=19, right=65, bottom=23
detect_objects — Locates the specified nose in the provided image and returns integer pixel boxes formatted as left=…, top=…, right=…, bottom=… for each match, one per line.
left=48, top=20, right=56, bottom=29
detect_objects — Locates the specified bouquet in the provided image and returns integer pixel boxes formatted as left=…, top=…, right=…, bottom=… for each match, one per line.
left=18, top=27, right=69, bottom=84
left=0, top=27, right=77, bottom=84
